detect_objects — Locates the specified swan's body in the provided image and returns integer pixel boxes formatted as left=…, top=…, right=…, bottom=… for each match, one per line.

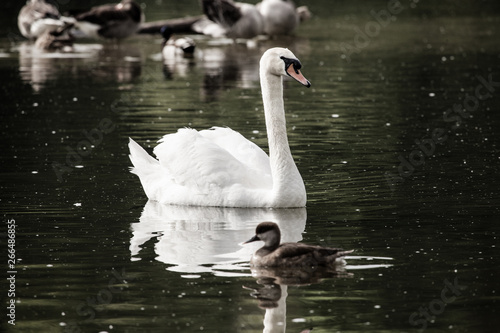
left=201, top=0, right=264, bottom=39
left=129, top=47, right=310, bottom=208
left=245, top=222, right=354, bottom=267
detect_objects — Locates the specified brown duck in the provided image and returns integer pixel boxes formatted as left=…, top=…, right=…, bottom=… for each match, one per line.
left=244, top=222, right=353, bottom=267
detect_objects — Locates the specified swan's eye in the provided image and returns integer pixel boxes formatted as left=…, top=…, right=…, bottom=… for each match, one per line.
left=280, top=56, right=302, bottom=74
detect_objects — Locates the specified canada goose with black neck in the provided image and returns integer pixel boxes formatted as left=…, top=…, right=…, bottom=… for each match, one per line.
left=71, top=0, right=143, bottom=39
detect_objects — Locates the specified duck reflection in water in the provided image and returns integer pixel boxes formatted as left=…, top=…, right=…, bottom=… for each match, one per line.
left=243, top=268, right=350, bottom=333
left=160, top=25, right=196, bottom=79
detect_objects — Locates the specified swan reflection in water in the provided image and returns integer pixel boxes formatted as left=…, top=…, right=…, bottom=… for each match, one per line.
left=129, top=200, right=306, bottom=274
left=17, top=41, right=142, bottom=92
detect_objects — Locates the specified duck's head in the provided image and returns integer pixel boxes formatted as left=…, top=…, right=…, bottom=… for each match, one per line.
left=244, top=222, right=281, bottom=249
left=160, top=25, right=173, bottom=41
left=260, top=47, right=311, bottom=87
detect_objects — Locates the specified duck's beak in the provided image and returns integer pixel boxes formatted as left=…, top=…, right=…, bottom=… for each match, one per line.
left=286, top=63, right=311, bottom=88
left=243, top=235, right=260, bottom=244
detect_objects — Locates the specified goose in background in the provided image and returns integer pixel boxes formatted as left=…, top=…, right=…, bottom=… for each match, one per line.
left=257, top=0, right=311, bottom=36
left=161, top=25, right=196, bottom=58
left=69, top=0, right=143, bottom=39
left=17, top=0, right=75, bottom=39
left=137, top=16, right=204, bottom=35
left=198, top=0, right=264, bottom=39
left=128, top=47, right=310, bottom=207
left=296, top=5, right=313, bottom=23
left=244, top=222, right=354, bottom=267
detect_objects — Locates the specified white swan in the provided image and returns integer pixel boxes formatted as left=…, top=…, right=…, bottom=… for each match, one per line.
left=128, top=47, right=310, bottom=208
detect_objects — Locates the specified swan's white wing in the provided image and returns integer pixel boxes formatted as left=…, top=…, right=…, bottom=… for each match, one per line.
left=199, top=127, right=271, bottom=176
left=153, top=128, right=272, bottom=193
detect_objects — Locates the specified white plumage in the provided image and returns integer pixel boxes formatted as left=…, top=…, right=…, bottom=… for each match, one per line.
left=199, top=0, right=264, bottom=39
left=257, top=0, right=300, bottom=36
left=17, top=0, right=75, bottom=40
left=129, top=47, right=311, bottom=208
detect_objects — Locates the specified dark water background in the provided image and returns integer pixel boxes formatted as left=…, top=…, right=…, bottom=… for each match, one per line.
left=1, top=0, right=499, bottom=332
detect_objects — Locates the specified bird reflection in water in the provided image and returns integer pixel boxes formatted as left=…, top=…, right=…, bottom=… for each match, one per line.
left=244, top=265, right=352, bottom=333
left=160, top=25, right=196, bottom=80
left=198, top=37, right=310, bottom=102
left=250, top=263, right=352, bottom=289
left=17, top=42, right=142, bottom=92
left=88, top=44, right=142, bottom=83
left=198, top=44, right=260, bottom=102
left=246, top=265, right=352, bottom=307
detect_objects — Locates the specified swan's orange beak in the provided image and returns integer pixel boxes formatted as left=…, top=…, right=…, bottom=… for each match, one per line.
left=286, top=63, right=311, bottom=87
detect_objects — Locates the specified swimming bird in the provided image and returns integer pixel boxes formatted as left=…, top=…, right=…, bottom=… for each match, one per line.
left=244, top=222, right=353, bottom=267
left=17, top=0, right=75, bottom=39
left=128, top=47, right=310, bottom=207
left=161, top=25, right=196, bottom=57
left=257, top=0, right=311, bottom=36
left=200, top=0, right=264, bottom=39
left=70, top=0, right=143, bottom=39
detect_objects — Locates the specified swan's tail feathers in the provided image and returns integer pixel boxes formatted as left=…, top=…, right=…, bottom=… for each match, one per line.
left=128, top=138, right=165, bottom=201
left=128, top=138, right=158, bottom=174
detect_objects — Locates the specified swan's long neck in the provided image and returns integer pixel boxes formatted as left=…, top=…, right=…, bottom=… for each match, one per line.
left=260, top=69, right=304, bottom=202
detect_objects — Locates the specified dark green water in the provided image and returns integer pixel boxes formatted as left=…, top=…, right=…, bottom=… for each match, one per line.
left=1, top=1, right=499, bottom=332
